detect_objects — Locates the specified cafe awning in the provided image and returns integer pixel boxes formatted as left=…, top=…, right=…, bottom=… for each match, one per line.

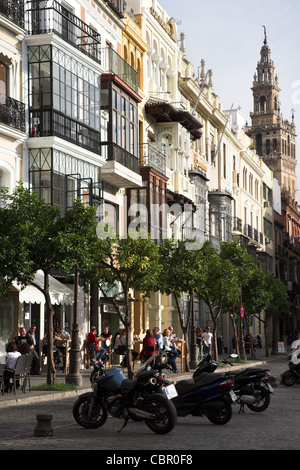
left=12, top=270, right=74, bottom=305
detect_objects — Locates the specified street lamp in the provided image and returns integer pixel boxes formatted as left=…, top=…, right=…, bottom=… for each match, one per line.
left=66, top=264, right=82, bottom=386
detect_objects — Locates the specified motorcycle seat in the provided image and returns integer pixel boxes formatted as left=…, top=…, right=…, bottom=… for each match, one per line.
left=176, top=374, right=223, bottom=395
left=232, top=368, right=270, bottom=378
left=120, top=379, right=137, bottom=395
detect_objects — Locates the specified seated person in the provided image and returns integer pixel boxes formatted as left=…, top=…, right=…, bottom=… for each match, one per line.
left=99, top=326, right=112, bottom=351
left=4, top=342, right=21, bottom=392
left=140, top=329, right=155, bottom=363
left=15, top=327, right=40, bottom=375
left=114, top=328, right=138, bottom=366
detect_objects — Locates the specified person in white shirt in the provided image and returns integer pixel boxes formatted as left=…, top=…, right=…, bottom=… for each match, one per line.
left=4, top=342, right=21, bottom=392
left=203, top=326, right=213, bottom=355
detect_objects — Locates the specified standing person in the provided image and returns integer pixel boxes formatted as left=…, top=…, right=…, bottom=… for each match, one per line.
left=86, top=326, right=105, bottom=362
left=162, top=329, right=179, bottom=373
left=54, top=326, right=71, bottom=370
left=203, top=326, right=213, bottom=355
left=27, top=325, right=39, bottom=356
left=196, top=327, right=203, bottom=361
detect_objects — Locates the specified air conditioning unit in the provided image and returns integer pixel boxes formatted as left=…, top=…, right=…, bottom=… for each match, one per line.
left=264, top=201, right=271, bottom=208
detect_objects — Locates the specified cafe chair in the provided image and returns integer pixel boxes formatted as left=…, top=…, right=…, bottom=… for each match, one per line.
left=11, top=355, right=33, bottom=395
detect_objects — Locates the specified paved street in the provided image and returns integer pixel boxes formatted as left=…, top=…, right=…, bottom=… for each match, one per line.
left=0, top=354, right=298, bottom=452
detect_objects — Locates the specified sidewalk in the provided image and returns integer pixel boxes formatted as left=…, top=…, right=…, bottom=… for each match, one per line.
left=0, top=353, right=282, bottom=408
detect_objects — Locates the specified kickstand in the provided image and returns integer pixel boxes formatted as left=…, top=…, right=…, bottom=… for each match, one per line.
left=239, top=404, right=245, bottom=414
left=118, top=417, right=129, bottom=433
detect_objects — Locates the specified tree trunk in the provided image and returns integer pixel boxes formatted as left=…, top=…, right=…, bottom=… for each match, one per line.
left=44, top=272, right=56, bottom=385
left=230, top=312, right=240, bottom=357
left=174, top=292, right=190, bottom=372
left=264, top=317, right=270, bottom=357
left=271, top=314, right=278, bottom=355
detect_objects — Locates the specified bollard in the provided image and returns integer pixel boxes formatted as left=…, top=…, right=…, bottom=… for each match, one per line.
left=34, top=414, right=53, bottom=437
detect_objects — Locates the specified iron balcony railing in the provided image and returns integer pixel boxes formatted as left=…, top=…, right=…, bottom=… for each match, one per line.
left=25, top=0, right=102, bottom=65
left=0, top=0, right=25, bottom=28
left=29, top=109, right=101, bottom=154
left=104, top=0, right=126, bottom=19
left=102, top=142, right=140, bottom=174
left=140, top=143, right=166, bottom=176
left=0, top=93, right=25, bottom=133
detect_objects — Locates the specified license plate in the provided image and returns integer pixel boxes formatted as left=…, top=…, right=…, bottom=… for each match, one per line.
left=229, top=390, right=237, bottom=402
left=266, top=383, right=274, bottom=393
left=164, top=384, right=178, bottom=400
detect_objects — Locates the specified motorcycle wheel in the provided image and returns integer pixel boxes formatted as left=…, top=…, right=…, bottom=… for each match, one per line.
left=73, top=393, right=108, bottom=429
left=246, top=385, right=271, bottom=412
left=207, top=400, right=232, bottom=425
left=282, top=371, right=297, bottom=387
left=143, top=393, right=177, bottom=434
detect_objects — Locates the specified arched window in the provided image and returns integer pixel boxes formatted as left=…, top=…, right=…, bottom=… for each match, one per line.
left=259, top=96, right=267, bottom=112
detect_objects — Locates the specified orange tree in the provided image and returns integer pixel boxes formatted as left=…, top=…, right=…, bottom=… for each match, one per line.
left=0, top=184, right=97, bottom=384
left=89, top=229, right=162, bottom=379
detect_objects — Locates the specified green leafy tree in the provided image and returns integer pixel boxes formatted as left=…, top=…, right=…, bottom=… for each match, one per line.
left=0, top=184, right=98, bottom=384
left=195, top=242, right=241, bottom=360
left=89, top=230, right=162, bottom=379
left=220, top=242, right=262, bottom=359
left=158, top=238, right=203, bottom=371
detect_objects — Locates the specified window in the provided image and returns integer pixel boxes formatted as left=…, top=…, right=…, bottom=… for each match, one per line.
left=0, top=62, right=7, bottom=103
left=106, top=86, right=138, bottom=157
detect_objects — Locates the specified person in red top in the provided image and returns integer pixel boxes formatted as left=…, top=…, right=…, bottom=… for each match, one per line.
left=86, top=326, right=105, bottom=361
left=140, top=329, right=155, bottom=363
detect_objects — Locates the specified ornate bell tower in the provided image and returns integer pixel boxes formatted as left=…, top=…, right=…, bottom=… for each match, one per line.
left=248, top=27, right=297, bottom=198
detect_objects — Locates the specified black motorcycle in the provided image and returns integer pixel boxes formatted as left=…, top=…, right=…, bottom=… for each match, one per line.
left=193, top=354, right=273, bottom=414
left=73, top=355, right=177, bottom=434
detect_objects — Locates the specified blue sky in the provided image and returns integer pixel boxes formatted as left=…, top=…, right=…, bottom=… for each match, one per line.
left=159, top=0, right=300, bottom=193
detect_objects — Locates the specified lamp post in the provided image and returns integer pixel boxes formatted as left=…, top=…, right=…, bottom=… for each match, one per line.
left=66, top=264, right=82, bottom=386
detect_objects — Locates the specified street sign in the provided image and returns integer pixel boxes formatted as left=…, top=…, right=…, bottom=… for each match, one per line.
left=240, top=306, right=245, bottom=319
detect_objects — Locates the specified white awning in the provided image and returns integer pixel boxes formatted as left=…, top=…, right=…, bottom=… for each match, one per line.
left=12, top=270, right=74, bottom=305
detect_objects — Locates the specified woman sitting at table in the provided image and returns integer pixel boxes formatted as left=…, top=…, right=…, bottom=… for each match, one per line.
left=162, top=329, right=180, bottom=373
left=140, top=329, right=155, bottom=363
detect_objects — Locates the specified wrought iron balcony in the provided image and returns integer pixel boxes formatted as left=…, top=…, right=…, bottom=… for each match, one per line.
left=25, top=0, right=102, bottom=64
left=140, top=143, right=166, bottom=176
left=102, top=142, right=140, bottom=174
left=0, top=93, right=25, bottom=133
left=0, top=0, right=25, bottom=28
left=104, top=0, right=126, bottom=19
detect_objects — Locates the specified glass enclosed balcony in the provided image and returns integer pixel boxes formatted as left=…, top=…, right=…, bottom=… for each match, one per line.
left=102, top=46, right=139, bottom=93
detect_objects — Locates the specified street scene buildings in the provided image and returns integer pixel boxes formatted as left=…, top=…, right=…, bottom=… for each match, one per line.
left=0, top=0, right=299, bottom=360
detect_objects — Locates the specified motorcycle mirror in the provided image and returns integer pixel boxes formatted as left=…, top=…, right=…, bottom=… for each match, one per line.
left=105, top=339, right=111, bottom=347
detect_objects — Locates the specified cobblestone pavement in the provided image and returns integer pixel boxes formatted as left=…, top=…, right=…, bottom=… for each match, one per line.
left=0, top=354, right=297, bottom=451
